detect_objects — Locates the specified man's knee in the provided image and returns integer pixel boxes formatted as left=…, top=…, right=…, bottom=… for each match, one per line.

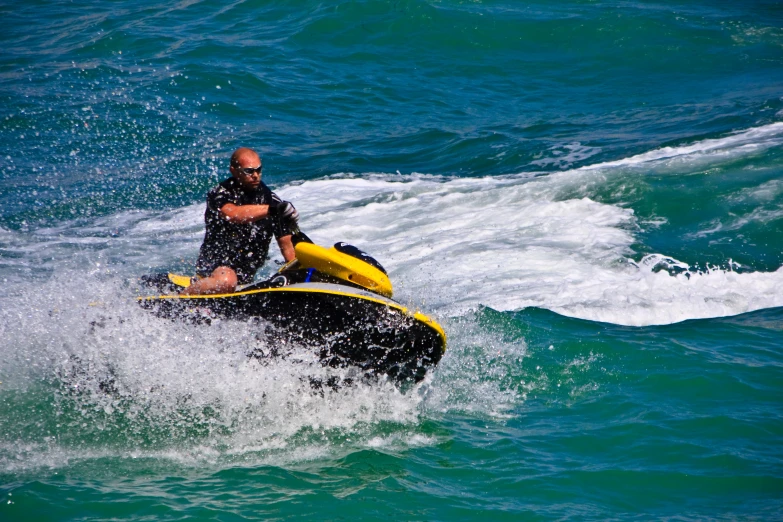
left=211, top=266, right=238, bottom=292
left=179, top=266, right=238, bottom=295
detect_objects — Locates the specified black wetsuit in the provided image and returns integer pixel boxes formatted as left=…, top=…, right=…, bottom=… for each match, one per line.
left=195, top=178, right=295, bottom=284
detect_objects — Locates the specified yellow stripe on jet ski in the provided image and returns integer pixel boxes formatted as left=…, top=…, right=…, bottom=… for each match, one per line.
left=413, top=311, right=447, bottom=344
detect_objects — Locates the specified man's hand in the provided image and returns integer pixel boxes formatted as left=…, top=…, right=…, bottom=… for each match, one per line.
left=279, top=201, right=299, bottom=223
left=269, top=200, right=299, bottom=223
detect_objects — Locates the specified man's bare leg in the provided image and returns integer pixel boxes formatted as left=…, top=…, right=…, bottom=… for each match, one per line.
left=180, top=266, right=238, bottom=295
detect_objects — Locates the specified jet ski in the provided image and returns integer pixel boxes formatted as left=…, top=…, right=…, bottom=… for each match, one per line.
left=138, top=240, right=446, bottom=383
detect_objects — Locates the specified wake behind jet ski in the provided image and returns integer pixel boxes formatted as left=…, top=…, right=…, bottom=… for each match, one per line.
left=139, top=241, right=446, bottom=383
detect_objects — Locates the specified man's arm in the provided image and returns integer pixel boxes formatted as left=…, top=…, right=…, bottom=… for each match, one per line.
left=220, top=200, right=298, bottom=224
left=219, top=203, right=273, bottom=224
left=277, top=235, right=296, bottom=262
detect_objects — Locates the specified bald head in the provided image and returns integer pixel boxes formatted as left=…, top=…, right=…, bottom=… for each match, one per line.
left=230, top=147, right=260, bottom=168
left=229, top=147, right=262, bottom=190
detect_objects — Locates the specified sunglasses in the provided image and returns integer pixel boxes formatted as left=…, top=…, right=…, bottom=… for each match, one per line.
left=235, top=165, right=262, bottom=176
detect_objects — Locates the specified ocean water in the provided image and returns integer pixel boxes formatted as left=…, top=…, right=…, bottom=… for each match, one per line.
left=1, top=0, right=782, bottom=519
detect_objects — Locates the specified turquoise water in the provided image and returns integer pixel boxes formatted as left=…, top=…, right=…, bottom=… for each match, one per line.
left=2, top=0, right=783, bottom=519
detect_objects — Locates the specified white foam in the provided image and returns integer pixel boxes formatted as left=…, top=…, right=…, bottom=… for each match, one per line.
left=279, top=172, right=783, bottom=326
left=580, top=122, right=783, bottom=171
left=731, top=178, right=783, bottom=204
left=0, top=270, right=434, bottom=472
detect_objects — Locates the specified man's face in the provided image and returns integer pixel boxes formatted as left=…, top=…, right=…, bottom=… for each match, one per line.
left=231, top=154, right=262, bottom=190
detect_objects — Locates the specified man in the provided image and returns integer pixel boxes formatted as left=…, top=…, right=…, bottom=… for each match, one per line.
left=181, top=147, right=299, bottom=295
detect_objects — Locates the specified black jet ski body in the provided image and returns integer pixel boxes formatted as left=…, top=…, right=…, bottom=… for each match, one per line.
left=139, top=242, right=446, bottom=383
